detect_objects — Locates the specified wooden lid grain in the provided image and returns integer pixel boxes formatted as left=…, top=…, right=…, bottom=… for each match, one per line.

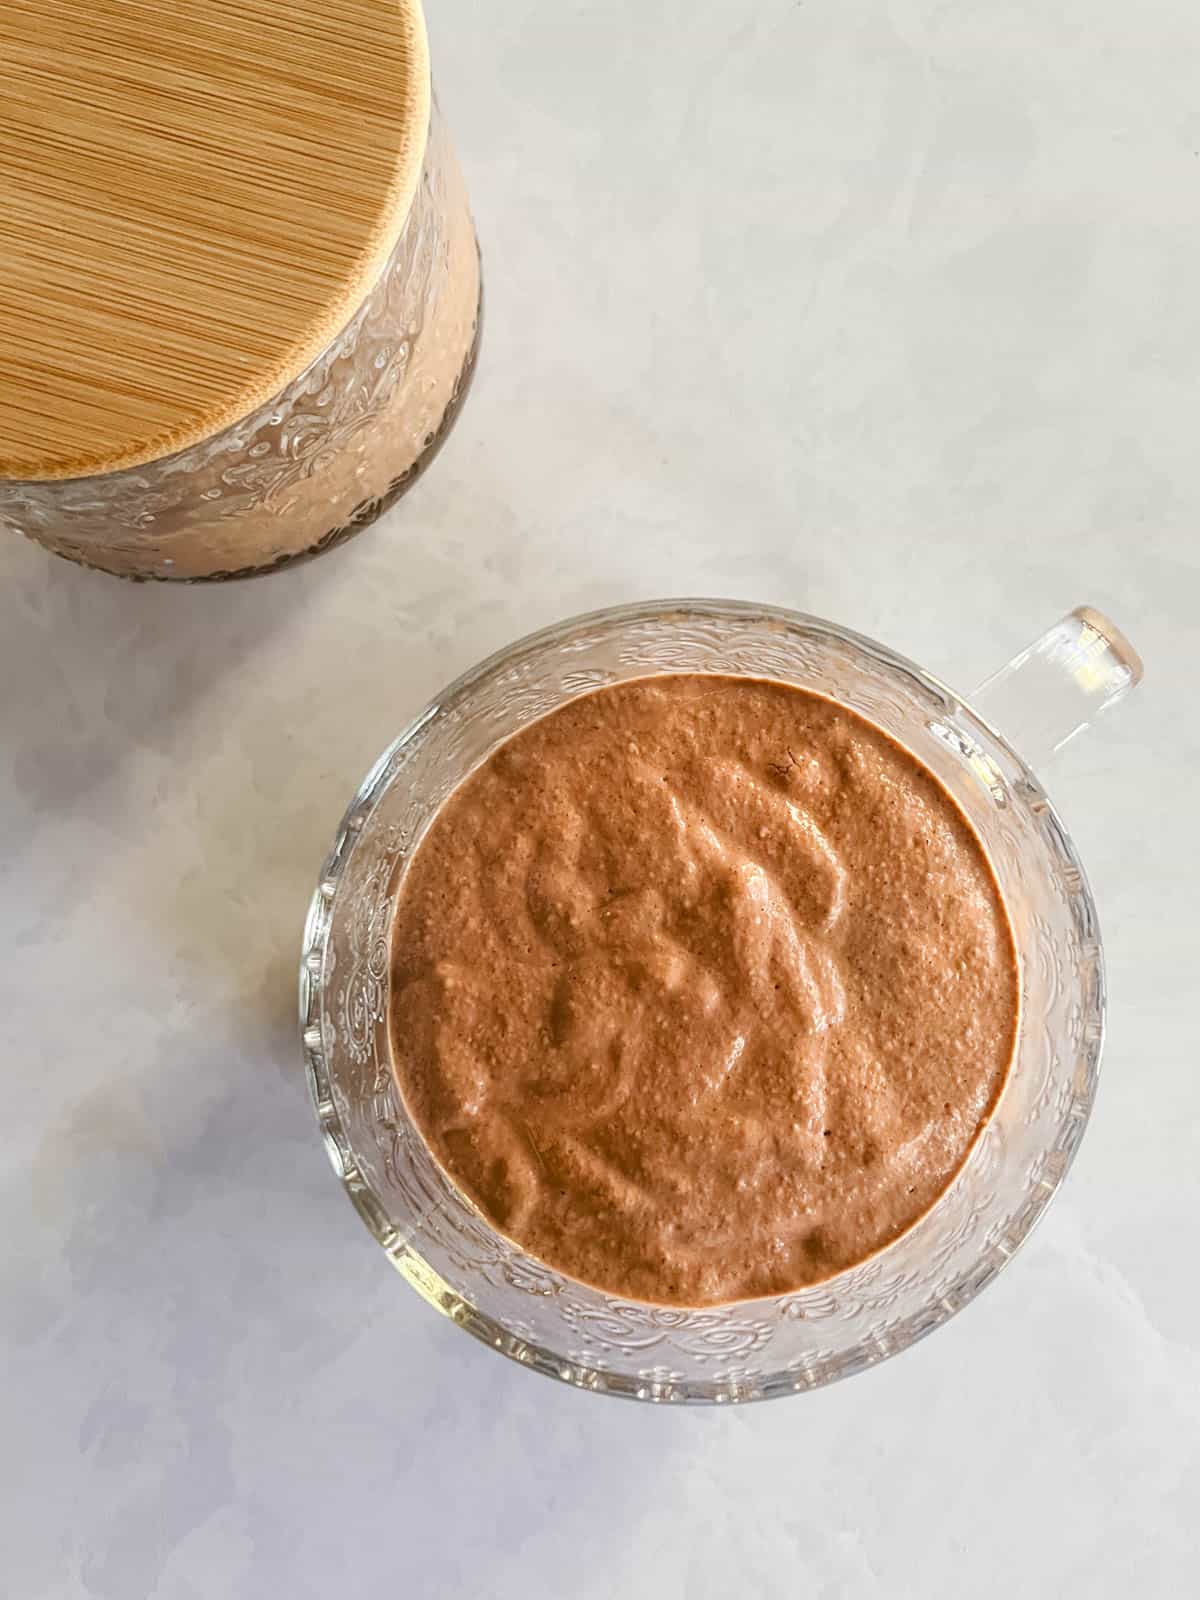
left=0, top=0, right=430, bottom=480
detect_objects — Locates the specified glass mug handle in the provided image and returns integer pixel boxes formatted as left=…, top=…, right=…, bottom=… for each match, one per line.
left=970, top=606, right=1144, bottom=772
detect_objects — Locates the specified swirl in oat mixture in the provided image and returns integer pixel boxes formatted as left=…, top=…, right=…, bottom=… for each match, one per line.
left=389, top=675, right=1018, bottom=1307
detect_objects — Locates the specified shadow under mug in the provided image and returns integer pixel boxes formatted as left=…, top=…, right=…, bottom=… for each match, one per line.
left=300, top=600, right=1142, bottom=1403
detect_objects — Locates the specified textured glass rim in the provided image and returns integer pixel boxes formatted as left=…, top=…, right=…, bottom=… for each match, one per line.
left=299, top=599, right=1105, bottom=1404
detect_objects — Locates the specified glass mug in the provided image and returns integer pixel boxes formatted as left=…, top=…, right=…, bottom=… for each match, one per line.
left=300, top=600, right=1142, bottom=1403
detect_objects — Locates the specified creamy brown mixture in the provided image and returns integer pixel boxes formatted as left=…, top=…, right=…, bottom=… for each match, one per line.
left=389, top=675, right=1019, bottom=1307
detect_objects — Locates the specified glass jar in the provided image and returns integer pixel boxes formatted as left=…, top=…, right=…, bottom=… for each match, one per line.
left=0, top=2, right=480, bottom=581
left=300, top=600, right=1142, bottom=1403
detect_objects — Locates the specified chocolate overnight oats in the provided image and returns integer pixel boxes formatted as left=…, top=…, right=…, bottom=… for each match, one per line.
left=388, top=674, right=1020, bottom=1308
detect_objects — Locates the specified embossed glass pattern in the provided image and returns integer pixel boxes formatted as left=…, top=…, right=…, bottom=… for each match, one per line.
left=0, top=108, right=480, bottom=581
left=300, top=601, right=1108, bottom=1403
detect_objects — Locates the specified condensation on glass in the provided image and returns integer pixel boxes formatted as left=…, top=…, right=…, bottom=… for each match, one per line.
left=0, top=109, right=479, bottom=582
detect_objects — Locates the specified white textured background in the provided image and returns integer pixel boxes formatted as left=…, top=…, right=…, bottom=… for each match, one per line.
left=3, top=2, right=1199, bottom=1594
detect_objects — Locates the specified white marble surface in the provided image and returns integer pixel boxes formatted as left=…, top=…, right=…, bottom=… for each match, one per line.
left=4, top=2, right=1199, bottom=1594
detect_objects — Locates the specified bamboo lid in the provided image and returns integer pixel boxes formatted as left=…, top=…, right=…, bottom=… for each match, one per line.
left=0, top=0, right=430, bottom=481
